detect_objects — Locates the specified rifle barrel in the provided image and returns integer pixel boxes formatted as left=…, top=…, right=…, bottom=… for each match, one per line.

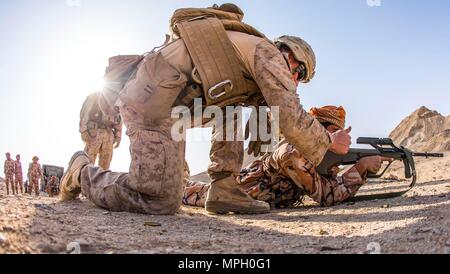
left=413, top=152, right=444, bottom=158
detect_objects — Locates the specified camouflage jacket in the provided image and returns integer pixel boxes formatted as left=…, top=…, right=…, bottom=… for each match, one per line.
left=28, top=163, right=42, bottom=180
left=238, top=143, right=366, bottom=208
left=4, top=159, right=15, bottom=176
left=15, top=160, right=23, bottom=177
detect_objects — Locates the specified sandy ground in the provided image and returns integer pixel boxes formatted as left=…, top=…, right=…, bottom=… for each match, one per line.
left=0, top=155, right=449, bottom=254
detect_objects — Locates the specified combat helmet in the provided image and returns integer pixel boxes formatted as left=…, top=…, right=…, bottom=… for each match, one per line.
left=274, top=35, right=316, bottom=83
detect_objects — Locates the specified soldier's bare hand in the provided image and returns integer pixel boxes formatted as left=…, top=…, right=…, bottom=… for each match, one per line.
left=357, top=156, right=393, bottom=174
left=329, top=127, right=352, bottom=155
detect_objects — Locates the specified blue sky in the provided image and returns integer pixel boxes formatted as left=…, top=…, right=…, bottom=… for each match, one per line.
left=1, top=0, right=449, bottom=175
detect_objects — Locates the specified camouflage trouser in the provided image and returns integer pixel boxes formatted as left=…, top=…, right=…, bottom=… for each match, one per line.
left=84, top=128, right=114, bottom=170
left=14, top=174, right=23, bottom=194
left=80, top=103, right=185, bottom=215
left=5, top=174, right=15, bottom=195
left=183, top=143, right=366, bottom=208
left=46, top=185, right=59, bottom=197
left=207, top=110, right=244, bottom=180
left=28, top=177, right=40, bottom=196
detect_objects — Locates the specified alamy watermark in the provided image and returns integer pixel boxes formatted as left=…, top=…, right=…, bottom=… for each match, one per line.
left=366, top=242, right=382, bottom=254
left=367, top=0, right=382, bottom=7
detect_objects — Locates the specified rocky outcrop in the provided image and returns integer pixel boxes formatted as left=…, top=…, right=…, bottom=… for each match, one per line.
left=390, top=106, right=450, bottom=152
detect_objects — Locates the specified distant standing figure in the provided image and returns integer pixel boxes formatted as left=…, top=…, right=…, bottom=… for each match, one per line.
left=14, top=154, right=24, bottom=194
left=46, top=176, right=60, bottom=197
left=3, top=152, right=16, bottom=195
left=79, top=92, right=123, bottom=170
left=28, top=156, right=42, bottom=196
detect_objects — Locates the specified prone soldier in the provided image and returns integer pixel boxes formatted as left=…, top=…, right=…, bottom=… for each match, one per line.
left=183, top=106, right=392, bottom=208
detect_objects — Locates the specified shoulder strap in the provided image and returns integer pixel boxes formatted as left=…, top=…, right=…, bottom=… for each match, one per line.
left=176, top=17, right=248, bottom=107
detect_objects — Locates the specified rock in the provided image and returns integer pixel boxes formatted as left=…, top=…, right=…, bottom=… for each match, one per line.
left=416, top=227, right=433, bottom=233
left=0, top=233, right=8, bottom=246
left=389, top=106, right=450, bottom=152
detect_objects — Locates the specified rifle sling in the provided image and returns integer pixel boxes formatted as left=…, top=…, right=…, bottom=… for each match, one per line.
left=347, top=186, right=414, bottom=202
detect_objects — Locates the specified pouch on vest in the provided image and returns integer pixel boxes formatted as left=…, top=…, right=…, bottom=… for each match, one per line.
left=98, top=55, right=144, bottom=123
left=118, top=52, right=188, bottom=123
left=104, top=55, right=145, bottom=93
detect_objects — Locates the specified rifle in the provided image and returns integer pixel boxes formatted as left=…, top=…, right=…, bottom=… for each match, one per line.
left=317, top=137, right=444, bottom=201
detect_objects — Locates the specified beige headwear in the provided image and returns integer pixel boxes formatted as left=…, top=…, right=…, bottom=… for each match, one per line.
left=309, top=106, right=346, bottom=130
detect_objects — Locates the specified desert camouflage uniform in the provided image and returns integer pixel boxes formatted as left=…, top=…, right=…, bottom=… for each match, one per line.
left=14, top=160, right=24, bottom=194
left=78, top=31, right=330, bottom=214
left=4, top=158, right=15, bottom=195
left=184, top=142, right=366, bottom=208
left=46, top=177, right=60, bottom=197
left=80, top=92, right=123, bottom=170
left=28, top=163, right=42, bottom=196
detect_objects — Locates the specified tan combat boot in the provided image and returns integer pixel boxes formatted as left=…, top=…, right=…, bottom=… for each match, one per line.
left=205, top=176, right=270, bottom=214
left=59, top=151, right=90, bottom=201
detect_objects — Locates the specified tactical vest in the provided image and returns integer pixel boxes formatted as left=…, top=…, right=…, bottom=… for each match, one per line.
left=87, top=93, right=121, bottom=129
left=170, top=6, right=267, bottom=109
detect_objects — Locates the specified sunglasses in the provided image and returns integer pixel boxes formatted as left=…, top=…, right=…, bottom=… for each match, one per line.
left=292, top=63, right=308, bottom=82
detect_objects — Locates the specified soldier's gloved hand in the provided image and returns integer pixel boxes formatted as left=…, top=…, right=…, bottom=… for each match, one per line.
left=245, top=108, right=272, bottom=157
left=114, top=137, right=121, bottom=149
left=329, top=127, right=352, bottom=155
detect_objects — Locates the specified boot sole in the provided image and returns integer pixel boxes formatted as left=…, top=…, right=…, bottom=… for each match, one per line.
left=205, top=201, right=270, bottom=215
left=61, top=151, right=88, bottom=182
left=59, top=151, right=88, bottom=200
